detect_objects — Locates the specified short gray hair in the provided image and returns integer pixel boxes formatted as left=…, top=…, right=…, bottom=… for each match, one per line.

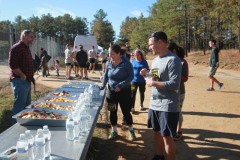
left=20, top=30, right=34, bottom=39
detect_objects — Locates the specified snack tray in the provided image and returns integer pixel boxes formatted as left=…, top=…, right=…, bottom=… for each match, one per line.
left=36, top=95, right=78, bottom=103
left=47, top=89, right=80, bottom=98
left=12, top=108, right=69, bottom=127
left=25, top=101, right=75, bottom=111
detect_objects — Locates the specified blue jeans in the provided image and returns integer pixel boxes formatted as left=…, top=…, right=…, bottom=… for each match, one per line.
left=11, top=78, right=31, bottom=124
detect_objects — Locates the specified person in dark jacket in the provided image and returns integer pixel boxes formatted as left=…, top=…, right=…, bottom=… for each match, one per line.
left=100, top=44, right=136, bottom=141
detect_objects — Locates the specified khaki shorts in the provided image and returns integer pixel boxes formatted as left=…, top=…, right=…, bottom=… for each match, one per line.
left=208, top=67, right=217, bottom=76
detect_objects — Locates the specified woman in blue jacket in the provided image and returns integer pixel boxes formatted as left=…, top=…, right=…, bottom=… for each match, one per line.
left=101, top=44, right=136, bottom=141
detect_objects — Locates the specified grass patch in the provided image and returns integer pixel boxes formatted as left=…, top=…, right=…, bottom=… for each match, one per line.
left=0, top=82, right=53, bottom=133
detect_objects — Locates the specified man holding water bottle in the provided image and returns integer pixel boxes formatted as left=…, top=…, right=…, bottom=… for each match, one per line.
left=140, top=31, right=181, bottom=160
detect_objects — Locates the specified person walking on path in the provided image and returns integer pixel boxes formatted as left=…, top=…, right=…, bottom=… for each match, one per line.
left=76, top=45, right=89, bottom=80
left=207, top=39, right=224, bottom=91
left=131, top=49, right=149, bottom=112
left=100, top=44, right=136, bottom=141
left=140, top=31, right=182, bottom=160
left=9, top=30, right=35, bottom=124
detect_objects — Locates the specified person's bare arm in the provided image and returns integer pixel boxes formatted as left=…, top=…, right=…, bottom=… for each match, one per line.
left=12, top=68, right=26, bottom=80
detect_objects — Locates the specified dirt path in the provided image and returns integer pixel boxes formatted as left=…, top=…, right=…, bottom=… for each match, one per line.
left=94, top=62, right=240, bottom=160
left=1, top=61, right=239, bottom=160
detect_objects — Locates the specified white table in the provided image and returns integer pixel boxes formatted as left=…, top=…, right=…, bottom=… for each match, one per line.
left=0, top=87, right=105, bottom=160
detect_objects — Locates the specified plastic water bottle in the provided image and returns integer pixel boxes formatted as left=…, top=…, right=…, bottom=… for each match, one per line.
left=66, top=114, right=74, bottom=141
left=43, top=125, right=51, bottom=158
left=25, top=130, right=34, bottom=160
left=34, top=129, right=45, bottom=160
left=16, top=133, right=28, bottom=160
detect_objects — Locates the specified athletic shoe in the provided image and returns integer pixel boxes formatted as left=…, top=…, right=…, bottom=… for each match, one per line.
left=152, top=155, right=165, bottom=160
left=140, top=105, right=144, bottom=111
left=108, top=131, right=118, bottom=140
left=129, top=129, right=136, bottom=141
left=218, top=83, right=224, bottom=90
left=207, top=87, right=215, bottom=91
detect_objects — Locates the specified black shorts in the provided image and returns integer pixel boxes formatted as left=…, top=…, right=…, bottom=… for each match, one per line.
left=79, top=63, right=88, bottom=68
left=65, top=63, right=71, bottom=66
left=148, top=109, right=179, bottom=137
left=102, top=59, right=107, bottom=63
left=89, top=58, right=96, bottom=63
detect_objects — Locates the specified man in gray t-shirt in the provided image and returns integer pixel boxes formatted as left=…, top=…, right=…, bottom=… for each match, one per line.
left=140, top=31, right=181, bottom=160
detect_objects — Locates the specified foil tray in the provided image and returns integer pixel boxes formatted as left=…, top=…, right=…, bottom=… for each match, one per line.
left=12, top=108, right=69, bottom=127
left=26, top=101, right=75, bottom=111
left=36, top=95, right=78, bottom=103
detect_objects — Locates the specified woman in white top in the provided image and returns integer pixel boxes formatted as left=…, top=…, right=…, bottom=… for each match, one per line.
left=64, top=44, right=73, bottom=79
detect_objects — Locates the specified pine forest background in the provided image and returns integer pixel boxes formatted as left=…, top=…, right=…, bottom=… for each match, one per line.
left=0, top=0, right=240, bottom=59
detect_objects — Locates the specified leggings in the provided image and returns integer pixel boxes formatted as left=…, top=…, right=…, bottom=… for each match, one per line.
left=131, top=82, right=146, bottom=108
left=107, top=87, right=133, bottom=126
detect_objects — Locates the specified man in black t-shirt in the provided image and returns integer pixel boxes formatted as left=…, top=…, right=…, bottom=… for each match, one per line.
left=76, top=45, right=88, bottom=79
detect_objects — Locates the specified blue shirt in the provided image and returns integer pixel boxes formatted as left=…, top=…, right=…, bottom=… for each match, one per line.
left=131, top=58, right=149, bottom=83
left=102, top=57, right=133, bottom=91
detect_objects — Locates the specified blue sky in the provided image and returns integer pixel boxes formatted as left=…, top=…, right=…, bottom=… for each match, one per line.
left=0, top=0, right=156, bottom=37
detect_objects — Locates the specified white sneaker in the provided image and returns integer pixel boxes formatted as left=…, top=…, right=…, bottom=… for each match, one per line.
left=140, top=105, right=144, bottom=111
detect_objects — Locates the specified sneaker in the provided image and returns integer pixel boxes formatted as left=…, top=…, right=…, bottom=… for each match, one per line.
left=152, top=154, right=165, bottom=160
left=129, top=129, right=136, bottom=141
left=218, top=83, right=224, bottom=90
left=206, top=87, right=215, bottom=91
left=108, top=131, right=118, bottom=139
left=140, top=105, right=144, bottom=111
left=174, top=131, right=183, bottom=141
